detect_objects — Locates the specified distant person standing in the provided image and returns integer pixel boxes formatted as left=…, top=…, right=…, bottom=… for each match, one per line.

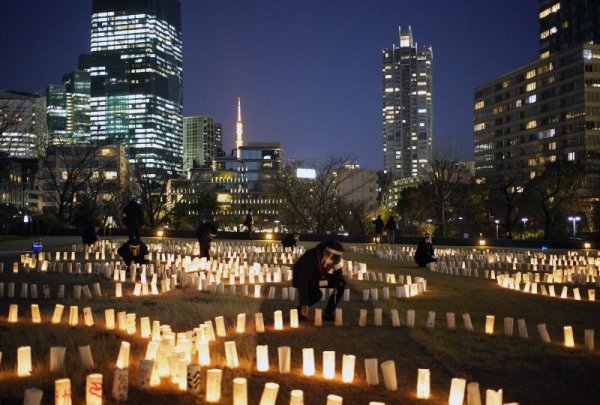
left=243, top=209, right=254, bottom=239
left=123, top=199, right=144, bottom=243
left=385, top=216, right=398, bottom=244
left=196, top=222, right=218, bottom=259
left=372, top=215, right=384, bottom=243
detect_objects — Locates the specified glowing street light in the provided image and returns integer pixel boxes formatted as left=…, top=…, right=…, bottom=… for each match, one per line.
left=521, top=217, right=528, bottom=239
left=567, top=216, right=581, bottom=238
left=494, top=219, right=500, bottom=239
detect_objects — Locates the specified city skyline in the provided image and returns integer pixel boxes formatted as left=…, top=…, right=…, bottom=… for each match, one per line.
left=0, top=0, right=539, bottom=169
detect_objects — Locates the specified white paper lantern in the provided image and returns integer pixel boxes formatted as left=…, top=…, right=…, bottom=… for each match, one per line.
left=302, top=348, right=315, bottom=376
left=416, top=368, right=430, bottom=399
left=17, top=346, right=32, bottom=377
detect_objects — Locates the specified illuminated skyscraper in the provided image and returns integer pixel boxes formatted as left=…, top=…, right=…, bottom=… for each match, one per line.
left=82, top=0, right=183, bottom=176
left=47, top=70, right=91, bottom=144
left=382, top=26, right=433, bottom=180
left=183, top=116, right=223, bottom=174
left=236, top=96, right=243, bottom=159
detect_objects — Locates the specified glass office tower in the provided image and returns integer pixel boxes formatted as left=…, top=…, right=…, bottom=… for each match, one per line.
left=382, top=26, right=433, bottom=180
left=183, top=116, right=223, bottom=174
left=47, top=70, right=91, bottom=144
left=83, top=0, right=183, bottom=176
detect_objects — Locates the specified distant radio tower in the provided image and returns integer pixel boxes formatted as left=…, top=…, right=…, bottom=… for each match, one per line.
left=236, top=96, right=243, bottom=159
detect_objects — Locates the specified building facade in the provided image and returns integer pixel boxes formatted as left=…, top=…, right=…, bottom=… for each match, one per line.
left=82, top=0, right=183, bottom=176
left=474, top=0, right=600, bottom=198
left=382, top=26, right=433, bottom=180
left=335, top=163, right=379, bottom=211
left=0, top=90, right=46, bottom=159
left=183, top=116, right=223, bottom=174
left=47, top=70, right=91, bottom=144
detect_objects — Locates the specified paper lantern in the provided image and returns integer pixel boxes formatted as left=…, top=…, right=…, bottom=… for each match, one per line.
left=341, top=354, right=355, bottom=383
left=152, top=320, right=160, bottom=341
left=374, top=308, right=383, bottom=326
left=112, top=368, right=128, bottom=401
left=104, top=309, right=115, bottom=330
left=314, top=308, right=322, bottom=326
left=198, top=340, right=211, bottom=366
left=55, top=378, right=72, bottom=405
left=8, top=304, right=18, bottom=323
left=365, top=358, right=379, bottom=385
left=302, top=348, right=315, bottom=376
left=178, top=358, right=187, bottom=391
left=323, top=351, right=336, bottom=380
left=233, top=377, right=248, bottom=405
left=290, top=390, right=304, bottom=405
left=407, top=309, right=415, bottom=328
left=563, top=326, right=574, bottom=348
left=290, top=308, right=299, bottom=328
left=326, top=394, right=343, bottom=405
left=206, top=369, right=222, bottom=403
left=214, top=316, right=226, bottom=337
left=79, top=345, right=94, bottom=369
left=466, top=382, right=481, bottom=405
left=274, top=310, right=283, bottom=330
left=256, top=344, right=269, bottom=372
left=485, top=315, right=495, bottom=334
left=126, top=313, right=136, bottom=335
left=259, top=382, right=279, bottom=405
left=236, top=313, right=246, bottom=334
left=462, top=313, right=473, bottom=332
left=224, top=341, right=239, bottom=368
left=86, top=373, right=103, bottom=405
left=84, top=307, right=94, bottom=327
left=485, top=388, right=503, bottom=405
left=426, top=311, right=435, bottom=329
left=23, top=387, right=43, bottom=405
left=49, top=346, right=66, bottom=373
left=31, top=304, right=41, bottom=324
left=52, top=304, right=64, bottom=324
left=116, top=341, right=130, bottom=369
left=115, top=283, right=122, bottom=298
left=416, top=369, right=430, bottom=399
left=537, top=324, right=551, bottom=343
left=334, top=308, right=343, bottom=326
left=140, top=317, right=151, bottom=338
left=68, top=306, right=79, bottom=326
left=17, top=346, right=32, bottom=377
left=585, top=329, right=594, bottom=352
left=255, top=312, right=265, bottom=333
left=448, top=378, right=466, bottom=405
left=380, top=360, right=397, bottom=391
left=278, top=346, right=291, bottom=373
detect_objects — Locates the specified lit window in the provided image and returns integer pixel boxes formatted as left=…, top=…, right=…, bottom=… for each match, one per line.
left=475, top=100, right=485, bottom=110
left=567, top=152, right=576, bottom=161
left=548, top=142, right=557, bottom=150
left=526, top=120, right=537, bottom=129
left=526, top=82, right=536, bottom=92
left=526, top=95, right=537, bottom=104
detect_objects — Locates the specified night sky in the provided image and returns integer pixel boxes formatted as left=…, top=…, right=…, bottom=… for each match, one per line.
left=0, top=0, right=539, bottom=169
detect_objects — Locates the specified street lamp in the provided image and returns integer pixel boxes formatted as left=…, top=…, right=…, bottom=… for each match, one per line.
left=521, top=217, right=528, bottom=239
left=567, top=216, right=581, bottom=238
left=494, top=219, right=500, bottom=239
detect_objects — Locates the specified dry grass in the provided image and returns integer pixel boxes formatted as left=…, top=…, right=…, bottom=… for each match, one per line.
left=0, top=239, right=599, bottom=404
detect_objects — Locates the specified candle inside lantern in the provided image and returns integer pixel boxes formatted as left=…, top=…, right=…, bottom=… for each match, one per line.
left=116, top=341, right=130, bottom=369
left=31, top=304, right=41, bottom=324
left=86, top=373, right=103, bottom=405
left=8, top=304, right=18, bottom=323
left=115, top=283, right=122, bottom=298
left=105, top=309, right=115, bottom=330
left=290, top=308, right=299, bottom=328
left=302, top=348, right=315, bottom=376
left=290, top=390, right=304, bottom=405
left=52, top=304, right=64, bottom=324
left=466, top=382, right=481, bottom=405
left=206, top=369, right=222, bottom=403
left=259, top=382, right=279, bottom=405
left=278, top=346, right=291, bottom=373
left=215, top=316, right=227, bottom=337
left=341, top=354, right=355, bottom=383
left=233, top=377, right=248, bottom=405
left=224, top=341, right=239, bottom=368
left=84, top=307, right=94, bottom=327
left=274, top=310, right=283, bottom=330
left=563, top=326, right=574, bottom=348
left=416, top=368, right=430, bottom=399
left=255, top=312, right=265, bottom=333
left=236, top=313, right=246, bottom=334
left=326, top=394, right=343, bottom=405
left=17, top=346, right=32, bottom=377
left=256, top=344, right=270, bottom=372
left=140, top=317, right=151, bottom=338
left=323, top=351, right=336, bottom=380
left=485, top=388, right=503, bottom=405
left=69, top=306, right=79, bottom=326
left=448, top=378, right=466, bottom=405
left=485, top=315, right=495, bottom=334
left=54, top=378, right=72, bottom=405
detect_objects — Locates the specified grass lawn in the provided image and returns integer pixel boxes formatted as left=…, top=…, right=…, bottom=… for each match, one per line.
left=0, top=238, right=598, bottom=404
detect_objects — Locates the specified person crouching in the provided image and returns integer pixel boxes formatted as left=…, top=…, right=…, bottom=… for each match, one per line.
left=292, top=239, right=345, bottom=322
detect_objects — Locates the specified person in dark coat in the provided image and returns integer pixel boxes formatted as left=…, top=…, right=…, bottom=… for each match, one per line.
left=372, top=215, right=384, bottom=243
left=385, top=216, right=398, bottom=244
left=82, top=223, right=99, bottom=246
left=243, top=209, right=254, bottom=239
left=292, top=239, right=345, bottom=322
left=281, top=232, right=299, bottom=249
left=123, top=199, right=144, bottom=243
left=414, top=234, right=437, bottom=267
left=196, top=222, right=218, bottom=259
left=117, top=236, right=149, bottom=267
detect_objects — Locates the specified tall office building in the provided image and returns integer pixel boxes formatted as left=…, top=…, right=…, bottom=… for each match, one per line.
left=47, top=70, right=91, bottom=144
left=539, top=0, right=600, bottom=58
left=82, top=0, right=183, bottom=176
left=474, top=0, right=600, bottom=197
left=382, top=26, right=433, bottom=180
left=183, top=116, right=223, bottom=174
left=0, top=90, right=46, bottom=158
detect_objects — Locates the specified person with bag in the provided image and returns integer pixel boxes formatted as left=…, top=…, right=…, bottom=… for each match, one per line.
left=292, top=239, right=345, bottom=322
